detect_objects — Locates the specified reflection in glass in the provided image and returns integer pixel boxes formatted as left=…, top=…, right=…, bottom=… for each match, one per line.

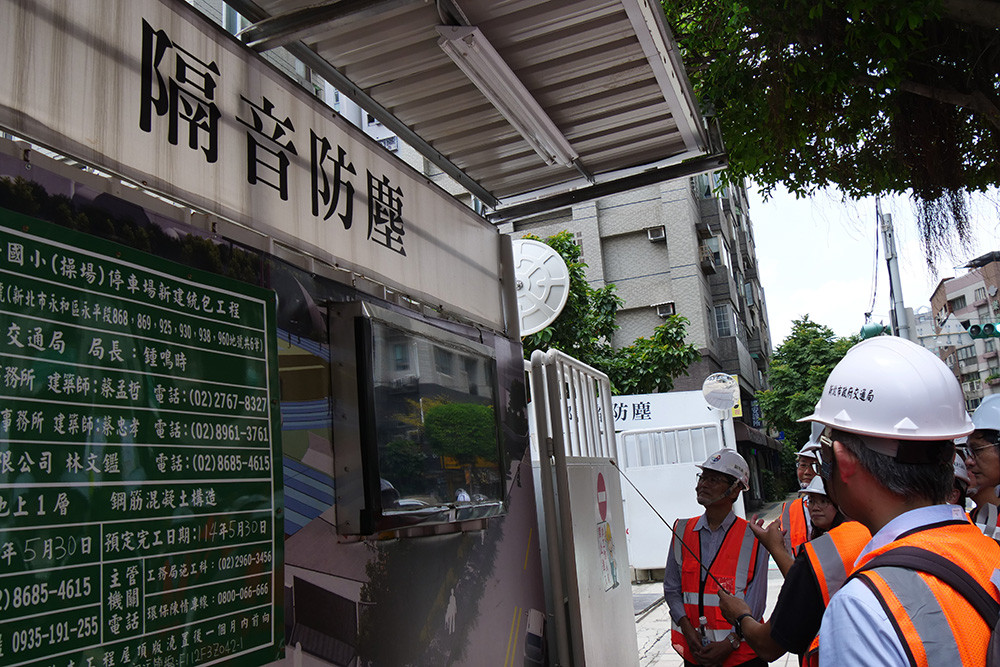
left=370, top=321, right=502, bottom=515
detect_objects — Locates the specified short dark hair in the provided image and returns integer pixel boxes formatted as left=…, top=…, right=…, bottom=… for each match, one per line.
left=832, top=429, right=954, bottom=504
left=973, top=429, right=1000, bottom=446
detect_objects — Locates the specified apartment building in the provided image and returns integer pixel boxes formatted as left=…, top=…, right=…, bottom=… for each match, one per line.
left=929, top=252, right=1000, bottom=411
left=495, top=174, right=780, bottom=506
left=498, top=174, right=772, bottom=391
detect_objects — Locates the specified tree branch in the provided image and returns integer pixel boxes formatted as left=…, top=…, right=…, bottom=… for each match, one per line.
left=939, top=0, right=1000, bottom=30
left=897, top=80, right=1000, bottom=130
left=858, top=75, right=1000, bottom=130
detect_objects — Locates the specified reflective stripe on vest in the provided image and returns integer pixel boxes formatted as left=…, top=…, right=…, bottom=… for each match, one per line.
left=804, top=521, right=872, bottom=605
left=974, top=502, right=1000, bottom=541
left=801, top=521, right=872, bottom=666
left=669, top=516, right=761, bottom=666
left=780, top=497, right=810, bottom=555
left=858, top=567, right=964, bottom=667
left=852, top=521, right=1000, bottom=667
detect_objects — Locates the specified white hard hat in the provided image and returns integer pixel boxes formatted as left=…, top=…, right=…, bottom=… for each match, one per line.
left=697, top=448, right=750, bottom=489
left=799, top=336, right=973, bottom=440
left=953, top=453, right=971, bottom=486
left=972, top=394, right=1000, bottom=433
left=799, top=475, right=827, bottom=497
left=796, top=444, right=819, bottom=459
left=796, top=422, right=825, bottom=459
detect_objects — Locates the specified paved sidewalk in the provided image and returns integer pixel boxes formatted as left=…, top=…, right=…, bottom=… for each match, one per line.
left=633, top=495, right=798, bottom=666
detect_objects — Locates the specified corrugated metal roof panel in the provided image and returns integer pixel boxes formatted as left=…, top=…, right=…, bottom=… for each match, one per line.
left=239, top=0, right=708, bottom=205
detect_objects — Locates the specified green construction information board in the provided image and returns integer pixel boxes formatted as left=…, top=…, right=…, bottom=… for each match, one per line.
left=0, top=209, right=283, bottom=666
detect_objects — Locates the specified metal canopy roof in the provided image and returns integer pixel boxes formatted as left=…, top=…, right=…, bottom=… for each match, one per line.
left=227, top=0, right=712, bottom=211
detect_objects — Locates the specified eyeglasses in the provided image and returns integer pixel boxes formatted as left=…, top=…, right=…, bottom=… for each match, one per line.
left=796, top=462, right=817, bottom=470
left=806, top=495, right=832, bottom=508
left=696, top=473, right=732, bottom=486
left=963, top=442, right=998, bottom=460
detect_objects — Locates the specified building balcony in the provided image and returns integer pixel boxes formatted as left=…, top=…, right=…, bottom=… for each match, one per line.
left=699, top=246, right=717, bottom=274
left=983, top=349, right=998, bottom=360
left=695, top=218, right=713, bottom=239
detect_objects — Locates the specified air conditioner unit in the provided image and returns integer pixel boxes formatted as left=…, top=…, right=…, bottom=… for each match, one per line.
left=646, top=226, right=666, bottom=243
left=655, top=302, right=676, bottom=318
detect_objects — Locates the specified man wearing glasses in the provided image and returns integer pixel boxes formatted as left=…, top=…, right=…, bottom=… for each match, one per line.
left=779, top=423, right=823, bottom=556
left=664, top=449, right=768, bottom=666
left=802, top=336, right=1000, bottom=665
left=963, top=394, right=1000, bottom=540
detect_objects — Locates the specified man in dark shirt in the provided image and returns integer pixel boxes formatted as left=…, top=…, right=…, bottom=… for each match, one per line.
left=718, top=478, right=869, bottom=664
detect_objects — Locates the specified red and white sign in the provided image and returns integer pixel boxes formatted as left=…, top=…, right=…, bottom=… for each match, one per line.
left=597, top=472, right=608, bottom=521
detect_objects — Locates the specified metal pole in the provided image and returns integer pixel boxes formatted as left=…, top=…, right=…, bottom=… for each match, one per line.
left=879, top=203, right=911, bottom=341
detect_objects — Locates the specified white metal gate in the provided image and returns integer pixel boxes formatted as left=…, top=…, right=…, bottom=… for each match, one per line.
left=527, top=349, right=639, bottom=666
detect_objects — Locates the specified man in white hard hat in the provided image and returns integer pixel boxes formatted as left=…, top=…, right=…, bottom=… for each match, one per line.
left=664, top=448, right=768, bottom=666
left=779, top=423, right=823, bottom=556
left=964, top=394, right=1000, bottom=540
left=801, top=336, right=1000, bottom=665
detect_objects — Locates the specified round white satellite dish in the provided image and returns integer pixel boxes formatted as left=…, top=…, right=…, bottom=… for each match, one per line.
left=511, top=239, right=570, bottom=336
left=702, top=373, right=738, bottom=411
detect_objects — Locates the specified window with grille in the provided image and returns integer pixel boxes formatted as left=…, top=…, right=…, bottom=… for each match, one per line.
left=715, top=305, right=733, bottom=338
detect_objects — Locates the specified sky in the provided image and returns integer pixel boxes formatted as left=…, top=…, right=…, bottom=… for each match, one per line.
left=748, top=187, right=1000, bottom=347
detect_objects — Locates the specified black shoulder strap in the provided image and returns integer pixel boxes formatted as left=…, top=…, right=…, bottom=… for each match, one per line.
left=853, top=546, right=1000, bottom=625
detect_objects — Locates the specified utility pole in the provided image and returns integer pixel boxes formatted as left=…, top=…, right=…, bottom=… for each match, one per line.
left=878, top=200, right=912, bottom=341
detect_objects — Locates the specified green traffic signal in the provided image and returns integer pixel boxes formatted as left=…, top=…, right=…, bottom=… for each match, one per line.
left=860, top=322, right=891, bottom=339
left=969, top=323, right=1000, bottom=338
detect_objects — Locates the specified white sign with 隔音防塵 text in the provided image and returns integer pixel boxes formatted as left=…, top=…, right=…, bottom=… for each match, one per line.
left=0, top=0, right=503, bottom=329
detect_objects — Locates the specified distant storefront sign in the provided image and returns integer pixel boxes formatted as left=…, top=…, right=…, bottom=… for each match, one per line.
left=0, top=209, right=283, bottom=666
left=750, top=399, right=762, bottom=428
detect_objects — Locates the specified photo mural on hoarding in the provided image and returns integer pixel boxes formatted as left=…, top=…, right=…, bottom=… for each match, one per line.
left=0, top=208, right=284, bottom=667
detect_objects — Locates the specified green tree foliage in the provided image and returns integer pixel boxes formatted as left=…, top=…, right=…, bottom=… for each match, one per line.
left=380, top=438, right=429, bottom=493
left=662, top=0, right=1000, bottom=261
left=521, top=231, right=701, bottom=394
left=607, top=316, right=703, bottom=394
left=424, top=402, right=496, bottom=464
left=757, top=316, right=858, bottom=449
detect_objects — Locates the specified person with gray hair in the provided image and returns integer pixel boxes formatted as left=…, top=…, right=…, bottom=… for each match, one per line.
left=801, top=336, right=1000, bottom=665
left=664, top=449, right=768, bottom=666
left=965, top=394, right=1000, bottom=541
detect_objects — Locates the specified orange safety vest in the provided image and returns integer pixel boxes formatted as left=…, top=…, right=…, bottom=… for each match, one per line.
left=669, top=516, right=761, bottom=666
left=800, top=520, right=872, bottom=667
left=780, top=496, right=810, bottom=555
left=848, top=519, right=1000, bottom=666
